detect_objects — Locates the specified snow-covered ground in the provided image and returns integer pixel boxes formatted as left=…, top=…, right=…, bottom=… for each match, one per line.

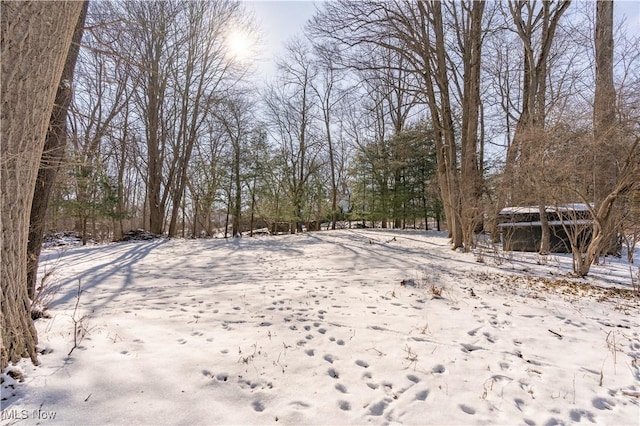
left=2, top=229, right=639, bottom=425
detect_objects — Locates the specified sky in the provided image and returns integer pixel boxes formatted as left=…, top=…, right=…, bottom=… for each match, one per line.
left=242, top=1, right=320, bottom=80
left=618, top=0, right=640, bottom=31
left=241, top=0, right=640, bottom=83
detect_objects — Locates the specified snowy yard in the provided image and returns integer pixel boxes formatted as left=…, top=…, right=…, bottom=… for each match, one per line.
left=2, top=229, right=639, bottom=425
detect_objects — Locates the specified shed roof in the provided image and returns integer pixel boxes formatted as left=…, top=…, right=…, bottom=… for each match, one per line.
left=498, top=219, right=593, bottom=228
left=499, top=203, right=593, bottom=216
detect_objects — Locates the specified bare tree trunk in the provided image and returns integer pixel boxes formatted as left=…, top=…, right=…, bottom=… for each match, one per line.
left=577, top=149, right=640, bottom=276
left=115, top=112, right=130, bottom=241
left=192, top=194, right=198, bottom=237
left=459, top=1, right=485, bottom=249
left=593, top=0, right=618, bottom=255
left=249, top=186, right=256, bottom=237
left=224, top=176, right=233, bottom=239
left=233, top=137, right=242, bottom=238
left=26, top=1, right=88, bottom=299
left=538, top=203, right=551, bottom=254
left=1, top=0, right=84, bottom=369
left=432, top=1, right=464, bottom=249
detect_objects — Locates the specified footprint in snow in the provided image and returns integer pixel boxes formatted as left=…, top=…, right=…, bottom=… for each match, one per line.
left=467, top=327, right=481, bottom=336
left=355, top=360, right=369, bottom=368
left=252, top=400, right=265, bottom=412
left=416, top=389, right=429, bottom=401
left=324, top=354, right=335, bottom=364
left=335, top=383, right=348, bottom=393
left=461, top=343, right=484, bottom=353
left=407, top=374, right=420, bottom=384
left=432, top=364, right=446, bottom=374
left=592, top=397, right=615, bottom=410
left=338, top=400, right=351, bottom=411
left=328, top=368, right=340, bottom=379
left=305, top=349, right=315, bottom=356
left=369, top=400, right=388, bottom=416
left=177, top=338, right=187, bottom=345
left=570, top=409, right=596, bottom=422
left=483, top=332, right=496, bottom=343
left=459, top=404, right=476, bottom=415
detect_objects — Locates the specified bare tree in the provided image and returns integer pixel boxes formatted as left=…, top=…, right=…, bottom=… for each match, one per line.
left=123, top=1, right=178, bottom=235
left=113, top=1, right=253, bottom=237
left=166, top=1, right=251, bottom=237
left=591, top=0, right=619, bottom=255
left=572, top=0, right=640, bottom=275
left=214, top=93, right=255, bottom=237
left=66, top=18, right=132, bottom=245
left=26, top=1, right=89, bottom=299
left=501, top=0, right=570, bottom=253
left=264, top=38, right=322, bottom=231
left=1, top=1, right=84, bottom=369
left=309, top=42, right=345, bottom=230
left=311, top=0, right=486, bottom=249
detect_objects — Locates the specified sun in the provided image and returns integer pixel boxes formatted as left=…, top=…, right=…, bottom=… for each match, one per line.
left=226, top=28, right=253, bottom=61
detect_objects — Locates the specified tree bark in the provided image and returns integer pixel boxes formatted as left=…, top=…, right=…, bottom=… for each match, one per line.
left=1, top=0, right=84, bottom=369
left=593, top=0, right=618, bottom=255
left=459, top=1, right=485, bottom=249
left=26, top=1, right=88, bottom=299
left=233, top=135, right=242, bottom=238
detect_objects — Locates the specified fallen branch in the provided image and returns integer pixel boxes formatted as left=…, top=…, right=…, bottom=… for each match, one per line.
left=548, top=329, right=563, bottom=339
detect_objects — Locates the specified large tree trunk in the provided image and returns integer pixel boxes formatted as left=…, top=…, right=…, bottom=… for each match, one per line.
left=27, top=1, right=89, bottom=299
left=432, top=1, right=463, bottom=249
left=459, top=1, right=485, bottom=249
left=593, top=0, right=618, bottom=255
left=1, top=1, right=84, bottom=370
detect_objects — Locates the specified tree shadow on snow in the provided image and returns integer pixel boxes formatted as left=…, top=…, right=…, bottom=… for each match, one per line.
left=49, top=239, right=168, bottom=309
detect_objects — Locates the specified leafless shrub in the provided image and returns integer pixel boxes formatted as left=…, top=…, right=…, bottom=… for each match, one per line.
left=31, top=260, right=64, bottom=320
left=535, top=253, right=549, bottom=265
left=622, top=231, right=639, bottom=264
left=630, top=266, right=640, bottom=297
left=68, top=280, right=89, bottom=356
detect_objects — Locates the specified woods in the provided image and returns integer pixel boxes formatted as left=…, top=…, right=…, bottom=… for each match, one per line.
left=2, top=0, right=639, bottom=368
